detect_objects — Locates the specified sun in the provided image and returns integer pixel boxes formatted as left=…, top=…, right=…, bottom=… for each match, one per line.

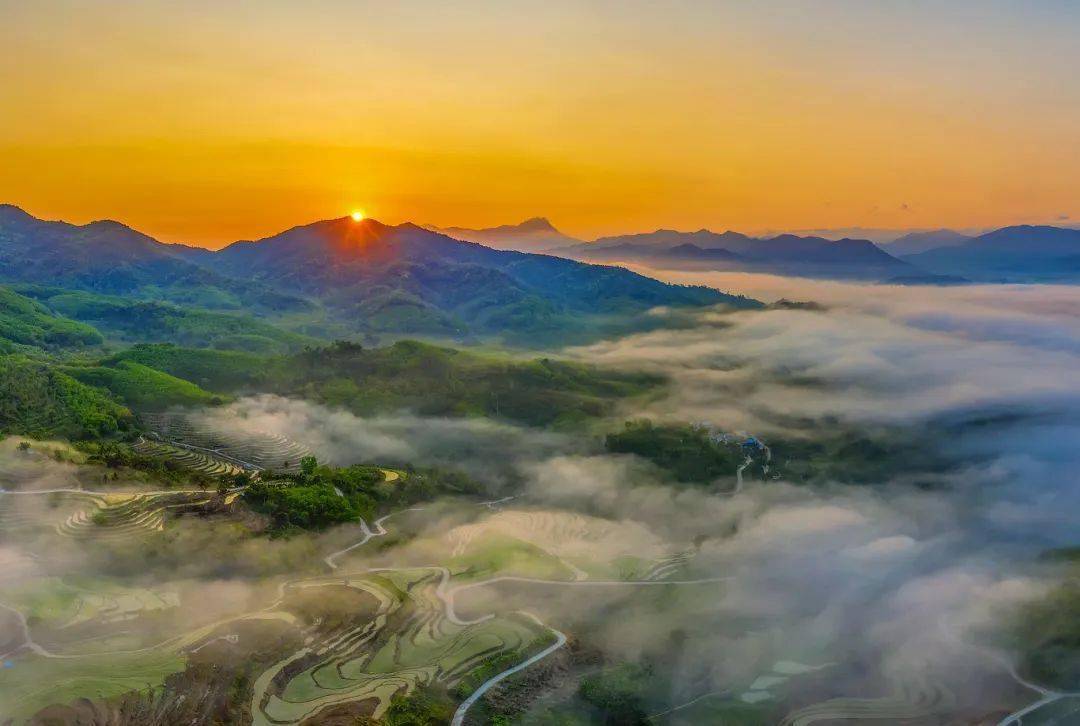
left=351, top=210, right=364, bottom=222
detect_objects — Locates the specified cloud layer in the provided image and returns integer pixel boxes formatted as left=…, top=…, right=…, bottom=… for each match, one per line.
left=5, top=273, right=1076, bottom=721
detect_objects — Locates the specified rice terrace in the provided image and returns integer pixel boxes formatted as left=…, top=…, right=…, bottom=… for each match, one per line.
left=0, top=414, right=738, bottom=725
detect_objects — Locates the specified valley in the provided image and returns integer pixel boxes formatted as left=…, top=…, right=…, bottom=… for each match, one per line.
left=0, top=210, right=1077, bottom=726
left=4, top=5, right=1080, bottom=722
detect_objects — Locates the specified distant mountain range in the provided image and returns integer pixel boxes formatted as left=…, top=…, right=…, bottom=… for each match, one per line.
left=5, top=204, right=1077, bottom=355
left=899, top=225, right=1080, bottom=282
left=425, top=222, right=919, bottom=280
left=426, top=217, right=582, bottom=253
left=556, top=228, right=916, bottom=280
left=532, top=222, right=1076, bottom=283
left=880, top=229, right=972, bottom=256
left=0, top=205, right=756, bottom=345
left=0, top=204, right=309, bottom=314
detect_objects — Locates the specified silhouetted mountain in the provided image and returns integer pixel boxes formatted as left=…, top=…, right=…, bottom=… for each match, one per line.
left=904, top=225, right=1080, bottom=281
left=0, top=204, right=172, bottom=268
left=206, top=216, right=757, bottom=339
left=587, top=229, right=753, bottom=252
left=666, top=243, right=743, bottom=260
left=884, top=273, right=970, bottom=286
left=0, top=205, right=307, bottom=313
left=561, top=228, right=913, bottom=280
left=733, top=234, right=904, bottom=268
left=883, top=229, right=972, bottom=256
left=574, top=241, right=744, bottom=264
left=0, top=206, right=759, bottom=343
left=428, top=217, right=583, bottom=253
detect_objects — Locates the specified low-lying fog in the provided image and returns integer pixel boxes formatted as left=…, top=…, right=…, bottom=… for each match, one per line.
left=190, top=272, right=1079, bottom=718
left=4, top=272, right=1077, bottom=721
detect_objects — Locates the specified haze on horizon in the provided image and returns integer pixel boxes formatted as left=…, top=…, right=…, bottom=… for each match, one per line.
left=2, top=0, right=1079, bottom=248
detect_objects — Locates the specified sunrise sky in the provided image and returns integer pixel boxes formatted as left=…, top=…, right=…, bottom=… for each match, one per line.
left=2, top=0, right=1079, bottom=248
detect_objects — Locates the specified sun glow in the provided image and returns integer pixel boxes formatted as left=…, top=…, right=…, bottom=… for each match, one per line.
left=351, top=210, right=364, bottom=222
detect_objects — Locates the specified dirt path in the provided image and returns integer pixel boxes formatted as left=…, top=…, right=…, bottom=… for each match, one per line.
left=735, top=456, right=752, bottom=493
left=648, top=689, right=729, bottom=721
left=322, top=508, right=425, bottom=570
left=479, top=495, right=517, bottom=509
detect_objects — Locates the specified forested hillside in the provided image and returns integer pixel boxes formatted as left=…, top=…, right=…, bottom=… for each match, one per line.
left=0, top=286, right=103, bottom=351
left=0, top=207, right=758, bottom=345
left=14, top=286, right=314, bottom=353
left=0, top=356, right=132, bottom=438
left=107, top=340, right=662, bottom=426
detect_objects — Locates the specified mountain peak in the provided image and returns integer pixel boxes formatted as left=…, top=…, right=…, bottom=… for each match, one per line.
left=884, top=228, right=972, bottom=256
left=989, top=224, right=1069, bottom=235
left=83, top=218, right=140, bottom=234
left=517, top=217, right=557, bottom=232
left=270, top=214, right=393, bottom=237
left=0, top=203, right=37, bottom=224
left=423, top=216, right=579, bottom=253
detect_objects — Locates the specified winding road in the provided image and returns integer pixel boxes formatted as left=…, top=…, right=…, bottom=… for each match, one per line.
left=450, top=613, right=567, bottom=726
left=322, top=514, right=390, bottom=570
left=735, top=455, right=752, bottom=493
left=938, top=618, right=1080, bottom=726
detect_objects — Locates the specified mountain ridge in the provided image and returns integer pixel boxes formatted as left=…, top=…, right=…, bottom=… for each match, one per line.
left=427, top=217, right=583, bottom=253
left=200, top=216, right=758, bottom=339
left=903, top=225, right=1080, bottom=281
left=0, top=206, right=758, bottom=345
left=559, top=227, right=914, bottom=280
left=882, top=228, right=972, bottom=256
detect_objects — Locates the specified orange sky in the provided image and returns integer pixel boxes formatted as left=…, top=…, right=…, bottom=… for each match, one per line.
left=2, top=1, right=1078, bottom=248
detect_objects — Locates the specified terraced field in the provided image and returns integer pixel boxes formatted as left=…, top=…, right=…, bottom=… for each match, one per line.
left=0, top=488, right=217, bottom=545
left=131, top=437, right=245, bottom=477
left=2, top=436, right=716, bottom=725
left=250, top=567, right=550, bottom=724
left=56, top=490, right=218, bottom=541
left=140, top=411, right=312, bottom=472
left=0, top=491, right=77, bottom=537
left=0, top=565, right=554, bottom=724
left=779, top=668, right=956, bottom=725
left=444, top=509, right=673, bottom=580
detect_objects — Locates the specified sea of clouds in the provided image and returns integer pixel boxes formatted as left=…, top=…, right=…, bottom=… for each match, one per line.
left=5, top=272, right=1074, bottom=721
left=189, top=273, right=1079, bottom=719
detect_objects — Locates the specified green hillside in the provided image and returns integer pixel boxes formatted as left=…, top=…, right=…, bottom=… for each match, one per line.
left=108, top=340, right=662, bottom=426
left=0, top=205, right=313, bottom=315
left=101, top=344, right=272, bottom=391
left=0, top=286, right=103, bottom=352
left=62, top=360, right=221, bottom=409
left=606, top=420, right=744, bottom=483
left=0, top=207, right=761, bottom=346
left=0, top=356, right=131, bottom=438
left=14, top=286, right=314, bottom=354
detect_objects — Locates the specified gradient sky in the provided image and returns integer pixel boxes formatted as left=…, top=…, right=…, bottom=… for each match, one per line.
left=2, top=0, right=1079, bottom=248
